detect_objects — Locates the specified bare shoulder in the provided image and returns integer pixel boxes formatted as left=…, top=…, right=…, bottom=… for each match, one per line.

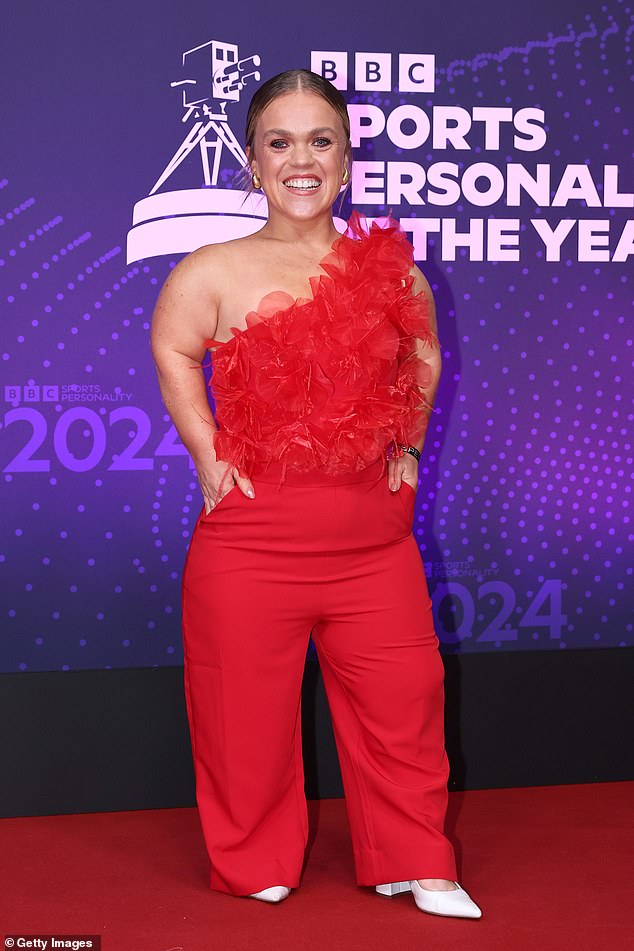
left=151, top=232, right=265, bottom=352
left=167, top=240, right=232, bottom=296
left=151, top=242, right=235, bottom=358
left=152, top=238, right=241, bottom=321
left=197, top=231, right=262, bottom=265
left=195, top=231, right=266, bottom=288
left=151, top=247, right=211, bottom=317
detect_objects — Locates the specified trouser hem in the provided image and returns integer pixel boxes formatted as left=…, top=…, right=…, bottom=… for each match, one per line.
left=209, top=858, right=304, bottom=896
left=353, top=843, right=458, bottom=887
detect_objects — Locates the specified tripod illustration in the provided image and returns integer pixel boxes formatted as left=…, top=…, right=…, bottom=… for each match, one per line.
left=150, top=40, right=261, bottom=196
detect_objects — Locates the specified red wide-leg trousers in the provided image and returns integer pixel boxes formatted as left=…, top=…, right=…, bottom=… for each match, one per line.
left=181, top=457, right=457, bottom=896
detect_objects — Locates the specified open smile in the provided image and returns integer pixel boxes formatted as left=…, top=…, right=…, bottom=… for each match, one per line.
left=282, top=176, right=322, bottom=193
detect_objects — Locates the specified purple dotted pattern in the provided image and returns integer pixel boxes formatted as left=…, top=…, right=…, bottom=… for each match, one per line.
left=1, top=4, right=632, bottom=671
left=0, top=189, right=193, bottom=670
left=347, top=2, right=633, bottom=653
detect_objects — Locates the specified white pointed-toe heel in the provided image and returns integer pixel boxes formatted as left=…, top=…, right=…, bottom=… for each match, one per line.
left=248, top=885, right=291, bottom=903
left=376, top=880, right=482, bottom=919
left=410, top=879, right=482, bottom=918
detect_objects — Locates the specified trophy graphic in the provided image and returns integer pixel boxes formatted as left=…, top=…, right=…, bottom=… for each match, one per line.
left=127, top=39, right=267, bottom=263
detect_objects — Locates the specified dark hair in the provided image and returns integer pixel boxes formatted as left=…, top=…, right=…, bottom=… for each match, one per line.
left=234, top=68, right=352, bottom=214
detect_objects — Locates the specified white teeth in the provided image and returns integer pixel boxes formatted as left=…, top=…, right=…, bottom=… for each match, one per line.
left=283, top=179, right=321, bottom=189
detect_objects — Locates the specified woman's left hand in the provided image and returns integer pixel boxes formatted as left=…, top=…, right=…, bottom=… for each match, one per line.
left=387, top=452, right=419, bottom=493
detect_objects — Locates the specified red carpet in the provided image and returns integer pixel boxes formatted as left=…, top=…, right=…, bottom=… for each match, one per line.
left=2, top=782, right=632, bottom=951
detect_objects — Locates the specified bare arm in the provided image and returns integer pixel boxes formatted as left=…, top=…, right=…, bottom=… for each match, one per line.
left=409, top=263, right=442, bottom=456
left=150, top=246, right=254, bottom=512
left=389, top=263, right=442, bottom=491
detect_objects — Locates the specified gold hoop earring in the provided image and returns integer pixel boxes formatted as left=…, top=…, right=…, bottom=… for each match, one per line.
left=252, top=171, right=261, bottom=189
left=342, top=166, right=350, bottom=185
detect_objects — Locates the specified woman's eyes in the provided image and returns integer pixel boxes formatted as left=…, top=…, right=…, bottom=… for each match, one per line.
left=269, top=137, right=332, bottom=149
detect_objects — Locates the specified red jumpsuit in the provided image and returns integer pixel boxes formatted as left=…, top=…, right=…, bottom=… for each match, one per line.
left=181, top=211, right=458, bottom=895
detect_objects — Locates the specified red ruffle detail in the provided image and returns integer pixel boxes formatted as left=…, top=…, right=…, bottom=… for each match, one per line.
left=204, top=210, right=440, bottom=495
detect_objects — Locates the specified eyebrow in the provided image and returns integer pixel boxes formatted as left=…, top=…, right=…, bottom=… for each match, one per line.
left=262, top=126, right=338, bottom=137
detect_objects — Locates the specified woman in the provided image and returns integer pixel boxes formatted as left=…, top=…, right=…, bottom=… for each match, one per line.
left=150, top=68, right=482, bottom=919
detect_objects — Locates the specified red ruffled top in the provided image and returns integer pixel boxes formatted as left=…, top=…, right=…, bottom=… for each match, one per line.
left=203, top=210, right=440, bottom=496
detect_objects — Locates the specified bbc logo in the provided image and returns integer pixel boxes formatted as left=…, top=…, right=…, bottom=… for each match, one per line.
left=311, top=51, right=435, bottom=93
left=4, top=385, right=59, bottom=403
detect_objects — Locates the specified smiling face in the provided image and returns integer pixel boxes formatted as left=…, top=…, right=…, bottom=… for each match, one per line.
left=247, top=88, right=349, bottom=225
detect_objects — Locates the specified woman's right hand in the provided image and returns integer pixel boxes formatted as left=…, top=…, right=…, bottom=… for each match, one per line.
left=197, top=457, right=255, bottom=515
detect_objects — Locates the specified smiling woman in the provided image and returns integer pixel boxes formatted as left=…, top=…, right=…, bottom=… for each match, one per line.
left=234, top=71, right=352, bottom=216
left=150, top=67, right=482, bottom=920
left=243, top=95, right=350, bottom=222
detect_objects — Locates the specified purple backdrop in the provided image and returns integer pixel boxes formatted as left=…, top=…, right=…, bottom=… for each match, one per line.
left=1, top=0, right=632, bottom=672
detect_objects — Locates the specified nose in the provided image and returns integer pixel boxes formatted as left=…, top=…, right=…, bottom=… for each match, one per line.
left=289, top=142, right=314, bottom=168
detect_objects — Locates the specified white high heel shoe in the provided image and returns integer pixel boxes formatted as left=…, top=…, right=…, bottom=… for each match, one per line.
left=376, top=880, right=482, bottom=918
left=248, top=885, right=291, bottom=903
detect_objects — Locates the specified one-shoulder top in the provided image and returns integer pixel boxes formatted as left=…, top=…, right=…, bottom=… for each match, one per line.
left=202, top=210, right=440, bottom=496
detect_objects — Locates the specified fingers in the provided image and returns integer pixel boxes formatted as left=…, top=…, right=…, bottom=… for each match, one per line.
left=234, top=474, right=255, bottom=498
left=388, top=457, right=417, bottom=492
left=387, top=457, right=402, bottom=491
left=203, top=479, right=255, bottom=515
left=388, top=462, right=404, bottom=491
left=202, top=482, right=224, bottom=514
